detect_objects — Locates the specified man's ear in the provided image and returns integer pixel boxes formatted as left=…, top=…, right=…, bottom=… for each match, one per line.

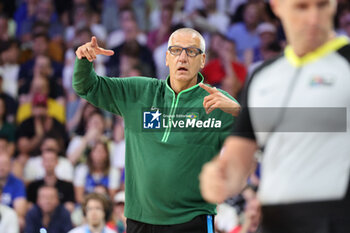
left=165, top=51, right=169, bottom=67
left=200, top=53, right=206, bottom=69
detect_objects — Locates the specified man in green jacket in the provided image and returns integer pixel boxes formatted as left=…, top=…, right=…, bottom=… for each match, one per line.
left=74, top=28, right=240, bottom=233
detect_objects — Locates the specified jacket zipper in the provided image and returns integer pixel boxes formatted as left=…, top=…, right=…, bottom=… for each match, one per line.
left=161, top=74, right=204, bottom=142
left=161, top=89, right=177, bottom=142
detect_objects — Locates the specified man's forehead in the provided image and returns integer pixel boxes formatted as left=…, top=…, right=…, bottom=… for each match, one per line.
left=39, top=187, right=57, bottom=195
left=87, top=199, right=103, bottom=207
left=170, top=32, right=200, bottom=46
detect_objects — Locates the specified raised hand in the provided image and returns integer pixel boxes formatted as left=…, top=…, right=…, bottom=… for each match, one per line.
left=200, top=136, right=257, bottom=204
left=199, top=83, right=240, bottom=116
left=75, top=36, right=114, bottom=62
left=199, top=155, right=231, bottom=203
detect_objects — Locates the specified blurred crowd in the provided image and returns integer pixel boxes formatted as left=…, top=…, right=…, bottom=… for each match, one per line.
left=0, top=0, right=349, bottom=232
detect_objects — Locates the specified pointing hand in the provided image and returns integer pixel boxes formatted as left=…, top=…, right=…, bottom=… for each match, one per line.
left=75, top=36, right=114, bottom=62
left=199, top=83, right=240, bottom=116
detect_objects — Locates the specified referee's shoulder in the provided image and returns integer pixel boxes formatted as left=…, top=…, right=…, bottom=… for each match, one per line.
left=251, top=53, right=284, bottom=78
left=336, top=43, right=350, bottom=65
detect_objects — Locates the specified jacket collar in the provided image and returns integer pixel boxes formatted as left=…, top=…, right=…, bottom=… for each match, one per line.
left=165, top=73, right=205, bottom=98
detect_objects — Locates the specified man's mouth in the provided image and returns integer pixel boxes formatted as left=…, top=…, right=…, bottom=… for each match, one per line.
left=177, top=67, right=188, bottom=72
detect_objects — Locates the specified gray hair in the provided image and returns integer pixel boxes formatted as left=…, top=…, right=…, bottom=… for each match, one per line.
left=168, top=28, right=206, bottom=53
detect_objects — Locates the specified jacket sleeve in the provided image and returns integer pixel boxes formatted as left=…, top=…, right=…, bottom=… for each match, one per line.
left=73, top=58, right=157, bottom=116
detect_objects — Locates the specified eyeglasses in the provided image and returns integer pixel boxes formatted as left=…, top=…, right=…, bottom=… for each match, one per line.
left=168, top=46, right=203, bottom=57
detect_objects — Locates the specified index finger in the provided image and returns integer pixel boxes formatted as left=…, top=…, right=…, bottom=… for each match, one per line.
left=96, top=47, right=115, bottom=56
left=199, top=83, right=217, bottom=94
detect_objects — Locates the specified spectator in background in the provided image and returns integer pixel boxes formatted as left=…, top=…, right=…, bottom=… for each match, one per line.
left=0, top=39, right=20, bottom=100
left=153, top=41, right=169, bottom=80
left=18, top=32, right=63, bottom=93
left=102, top=0, right=147, bottom=33
left=14, top=0, right=39, bottom=38
left=67, top=110, right=108, bottom=165
left=0, top=96, right=15, bottom=156
left=206, top=32, right=224, bottom=62
left=16, top=93, right=68, bottom=156
left=18, top=53, right=64, bottom=105
left=215, top=202, right=239, bottom=233
left=26, top=149, right=75, bottom=212
left=68, top=192, right=116, bottom=233
left=149, top=0, right=183, bottom=31
left=0, top=76, right=18, bottom=125
left=229, top=187, right=260, bottom=233
left=107, top=191, right=126, bottom=233
left=17, top=74, right=65, bottom=124
left=147, top=5, right=174, bottom=51
left=121, top=64, right=143, bottom=77
left=109, top=116, right=125, bottom=173
left=14, top=136, right=32, bottom=179
left=0, top=153, right=27, bottom=230
left=247, top=40, right=282, bottom=76
left=118, top=41, right=155, bottom=77
left=32, top=54, right=64, bottom=102
left=106, top=7, right=147, bottom=49
left=65, top=3, right=107, bottom=49
left=68, top=100, right=99, bottom=137
left=202, top=36, right=247, bottom=99
left=25, top=21, right=65, bottom=63
left=244, top=22, right=279, bottom=67
left=184, top=0, right=228, bottom=15
left=25, top=185, right=73, bottom=233
left=228, top=0, right=247, bottom=17
left=226, top=2, right=262, bottom=62
left=70, top=183, right=112, bottom=227
left=19, top=0, right=64, bottom=45
left=336, top=5, right=350, bottom=37
left=23, top=134, right=74, bottom=182
left=0, top=1, right=16, bottom=17
left=0, top=184, right=19, bottom=233
left=0, top=14, right=12, bottom=41
left=51, top=0, right=73, bottom=27
left=74, top=140, right=121, bottom=204
left=0, top=74, right=18, bottom=126
left=188, top=0, right=230, bottom=37
left=106, top=15, right=156, bottom=77
left=0, top=136, right=12, bottom=158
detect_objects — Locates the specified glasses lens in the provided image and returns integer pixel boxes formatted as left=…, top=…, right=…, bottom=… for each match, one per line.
left=169, top=46, right=182, bottom=55
left=186, top=48, right=199, bottom=57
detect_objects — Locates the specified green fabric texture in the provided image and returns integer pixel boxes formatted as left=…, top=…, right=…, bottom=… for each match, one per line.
left=73, top=58, right=238, bottom=225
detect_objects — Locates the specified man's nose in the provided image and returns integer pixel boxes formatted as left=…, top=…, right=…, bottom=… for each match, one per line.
left=307, top=6, right=321, bottom=26
left=178, top=49, right=188, bottom=62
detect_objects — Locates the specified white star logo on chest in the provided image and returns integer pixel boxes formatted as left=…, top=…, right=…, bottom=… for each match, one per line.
left=151, top=110, right=162, bottom=122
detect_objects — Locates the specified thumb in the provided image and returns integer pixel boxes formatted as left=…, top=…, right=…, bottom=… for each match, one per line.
left=91, top=36, right=97, bottom=47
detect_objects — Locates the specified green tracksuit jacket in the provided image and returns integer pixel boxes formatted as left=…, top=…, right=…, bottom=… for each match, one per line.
left=73, top=58, right=238, bottom=225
